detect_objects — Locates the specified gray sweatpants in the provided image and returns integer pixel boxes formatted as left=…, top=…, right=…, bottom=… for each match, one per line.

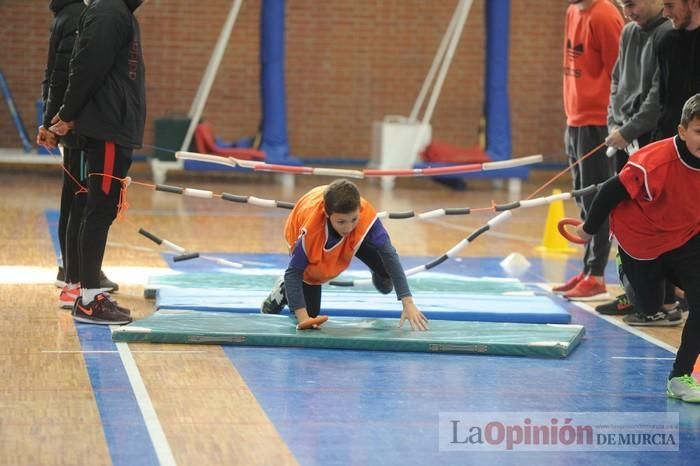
left=565, top=125, right=615, bottom=276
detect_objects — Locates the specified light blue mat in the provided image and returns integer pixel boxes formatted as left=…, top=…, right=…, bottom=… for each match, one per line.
left=155, top=288, right=571, bottom=324
left=112, top=310, right=584, bottom=358
left=144, top=269, right=527, bottom=298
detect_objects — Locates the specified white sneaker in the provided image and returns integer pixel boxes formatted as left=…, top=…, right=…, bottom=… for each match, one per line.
left=667, top=375, right=700, bottom=403
left=261, top=277, right=286, bottom=314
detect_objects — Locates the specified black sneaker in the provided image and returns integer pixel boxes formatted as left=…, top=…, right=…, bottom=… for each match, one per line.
left=99, top=270, right=119, bottom=292
left=677, top=294, right=689, bottom=314
left=56, top=268, right=118, bottom=292
left=72, top=293, right=132, bottom=325
left=102, top=292, right=131, bottom=316
left=622, top=310, right=682, bottom=327
left=55, top=266, right=66, bottom=288
left=372, top=272, right=393, bottom=294
left=261, top=277, right=287, bottom=314
left=595, top=293, right=634, bottom=315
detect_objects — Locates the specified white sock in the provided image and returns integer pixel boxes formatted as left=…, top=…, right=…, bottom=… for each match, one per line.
left=82, top=288, right=101, bottom=303
left=663, top=301, right=679, bottom=312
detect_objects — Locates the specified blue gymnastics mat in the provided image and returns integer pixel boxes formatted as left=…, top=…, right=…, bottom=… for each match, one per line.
left=112, top=310, right=584, bottom=358
left=155, top=288, right=571, bottom=324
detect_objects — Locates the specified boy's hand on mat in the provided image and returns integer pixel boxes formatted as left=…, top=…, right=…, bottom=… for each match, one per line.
left=296, top=315, right=328, bottom=330
left=400, top=298, right=428, bottom=331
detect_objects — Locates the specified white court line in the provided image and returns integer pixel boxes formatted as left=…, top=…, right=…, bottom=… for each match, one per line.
left=612, top=357, right=676, bottom=361
left=535, top=283, right=678, bottom=355
left=43, top=350, right=205, bottom=354
left=116, top=341, right=177, bottom=466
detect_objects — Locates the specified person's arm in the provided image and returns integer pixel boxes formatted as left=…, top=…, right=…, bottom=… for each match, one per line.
left=578, top=175, right=629, bottom=240
left=606, top=32, right=623, bottom=133
left=594, top=11, right=624, bottom=79
left=367, top=221, right=428, bottom=330
left=618, top=62, right=662, bottom=143
left=284, top=238, right=308, bottom=314
left=44, top=11, right=80, bottom=130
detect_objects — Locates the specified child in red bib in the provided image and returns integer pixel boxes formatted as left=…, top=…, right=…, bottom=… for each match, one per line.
left=577, top=94, right=700, bottom=403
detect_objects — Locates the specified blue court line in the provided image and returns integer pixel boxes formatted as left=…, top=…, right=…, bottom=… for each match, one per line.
left=45, top=209, right=160, bottom=466
left=77, top=326, right=160, bottom=466
left=45, top=209, right=62, bottom=266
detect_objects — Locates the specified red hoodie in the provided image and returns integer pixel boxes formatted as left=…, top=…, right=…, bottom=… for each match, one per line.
left=563, top=0, right=623, bottom=126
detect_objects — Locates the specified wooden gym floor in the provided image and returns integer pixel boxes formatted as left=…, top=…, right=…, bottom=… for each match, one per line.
left=0, top=163, right=695, bottom=465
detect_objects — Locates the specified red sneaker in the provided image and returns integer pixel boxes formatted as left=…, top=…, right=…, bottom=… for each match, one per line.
left=58, top=284, right=81, bottom=309
left=552, top=272, right=584, bottom=293
left=564, top=276, right=610, bottom=301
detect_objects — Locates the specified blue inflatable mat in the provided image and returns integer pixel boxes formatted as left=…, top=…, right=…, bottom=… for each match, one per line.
left=155, top=288, right=571, bottom=324
left=112, top=311, right=584, bottom=358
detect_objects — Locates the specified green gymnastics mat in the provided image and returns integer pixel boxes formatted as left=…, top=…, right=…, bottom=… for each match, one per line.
left=112, top=310, right=585, bottom=358
left=144, top=270, right=527, bottom=299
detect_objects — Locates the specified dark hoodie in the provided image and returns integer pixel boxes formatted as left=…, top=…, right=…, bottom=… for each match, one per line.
left=59, top=0, right=146, bottom=148
left=655, top=26, right=700, bottom=140
left=41, top=0, right=84, bottom=133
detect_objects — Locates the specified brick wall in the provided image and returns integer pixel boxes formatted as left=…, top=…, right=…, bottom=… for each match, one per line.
left=0, top=0, right=578, bottom=163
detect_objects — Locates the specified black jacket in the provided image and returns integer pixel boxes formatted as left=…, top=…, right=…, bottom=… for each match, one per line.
left=655, top=27, right=700, bottom=140
left=59, top=0, right=146, bottom=148
left=42, top=0, right=84, bottom=132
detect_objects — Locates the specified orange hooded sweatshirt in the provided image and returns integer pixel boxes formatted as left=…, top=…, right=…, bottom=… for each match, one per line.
left=563, top=0, right=623, bottom=126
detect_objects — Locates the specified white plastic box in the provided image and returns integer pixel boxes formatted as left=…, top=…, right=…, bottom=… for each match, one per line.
left=370, top=116, right=432, bottom=189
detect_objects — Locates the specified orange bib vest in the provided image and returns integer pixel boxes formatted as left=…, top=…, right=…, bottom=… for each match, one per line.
left=284, top=186, right=377, bottom=284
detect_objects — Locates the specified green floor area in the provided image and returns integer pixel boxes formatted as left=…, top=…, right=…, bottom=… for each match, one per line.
left=112, top=311, right=585, bottom=358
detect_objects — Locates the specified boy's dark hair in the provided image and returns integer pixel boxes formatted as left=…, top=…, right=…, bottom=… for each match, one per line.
left=681, top=93, right=700, bottom=128
left=323, top=179, right=361, bottom=215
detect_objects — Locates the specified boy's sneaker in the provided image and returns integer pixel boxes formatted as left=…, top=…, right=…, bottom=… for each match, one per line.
left=622, top=310, right=682, bottom=327
left=58, top=285, right=81, bottom=309
left=595, top=293, right=634, bottom=315
left=667, top=375, right=700, bottom=403
left=99, top=270, right=119, bottom=293
left=261, top=277, right=287, bottom=314
left=677, top=294, right=689, bottom=314
left=552, top=272, right=584, bottom=293
left=55, top=266, right=66, bottom=288
left=71, top=293, right=132, bottom=325
left=563, top=276, right=609, bottom=301
left=372, top=272, right=393, bottom=294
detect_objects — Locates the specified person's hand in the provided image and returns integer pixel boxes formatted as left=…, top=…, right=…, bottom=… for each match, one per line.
left=36, top=126, right=58, bottom=149
left=575, top=225, right=593, bottom=243
left=605, top=129, right=629, bottom=150
left=49, top=114, right=74, bottom=136
left=399, top=297, right=428, bottom=331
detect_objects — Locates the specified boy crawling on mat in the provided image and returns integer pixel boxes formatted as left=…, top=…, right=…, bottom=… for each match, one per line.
left=575, top=94, right=700, bottom=403
left=261, top=179, right=429, bottom=331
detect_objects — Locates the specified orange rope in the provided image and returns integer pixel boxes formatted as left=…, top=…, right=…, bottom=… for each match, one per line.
left=525, top=142, right=605, bottom=201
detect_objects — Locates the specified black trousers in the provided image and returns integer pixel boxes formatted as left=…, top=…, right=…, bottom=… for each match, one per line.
left=619, top=235, right=700, bottom=377
left=58, top=146, right=87, bottom=284
left=301, top=241, right=390, bottom=318
left=565, top=125, right=615, bottom=276
left=79, top=138, right=132, bottom=290
left=611, top=132, right=677, bottom=304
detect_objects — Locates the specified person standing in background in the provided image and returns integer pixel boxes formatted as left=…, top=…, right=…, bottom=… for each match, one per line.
left=595, top=0, right=677, bottom=318
left=553, top=0, right=623, bottom=301
left=50, top=0, right=147, bottom=324
left=37, top=0, right=120, bottom=311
